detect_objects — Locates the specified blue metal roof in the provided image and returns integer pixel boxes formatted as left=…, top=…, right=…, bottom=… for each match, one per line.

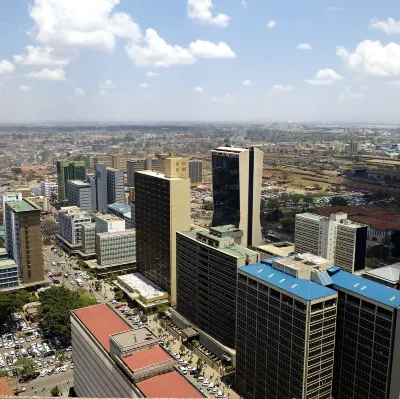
left=328, top=269, right=400, bottom=309
left=260, top=257, right=281, bottom=266
left=107, top=203, right=131, bottom=214
left=239, top=263, right=337, bottom=301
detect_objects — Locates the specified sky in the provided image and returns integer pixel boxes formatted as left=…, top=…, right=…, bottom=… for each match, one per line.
left=0, top=0, right=400, bottom=123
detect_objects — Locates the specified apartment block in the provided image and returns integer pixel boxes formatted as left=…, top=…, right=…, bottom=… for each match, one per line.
left=212, top=146, right=263, bottom=247
left=176, top=226, right=259, bottom=348
left=57, top=160, right=86, bottom=201
left=67, top=181, right=93, bottom=214
left=107, top=168, right=124, bottom=204
left=295, top=212, right=367, bottom=273
left=71, top=304, right=203, bottom=398
left=40, top=180, right=58, bottom=197
left=135, top=157, right=190, bottom=306
left=81, top=223, right=96, bottom=254
left=189, top=159, right=203, bottom=183
left=96, top=229, right=136, bottom=266
left=236, top=259, right=338, bottom=399
left=58, top=206, right=91, bottom=245
left=4, top=199, right=44, bottom=284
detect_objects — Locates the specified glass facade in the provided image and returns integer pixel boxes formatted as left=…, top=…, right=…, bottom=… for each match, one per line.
left=57, top=161, right=86, bottom=201
left=211, top=153, right=240, bottom=228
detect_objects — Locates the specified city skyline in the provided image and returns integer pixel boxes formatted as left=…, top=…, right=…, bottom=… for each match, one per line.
left=1, top=1, right=400, bottom=122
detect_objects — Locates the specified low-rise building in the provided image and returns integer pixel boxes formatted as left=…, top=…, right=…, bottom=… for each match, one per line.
left=0, top=258, right=18, bottom=290
left=94, top=214, right=125, bottom=234
left=107, top=203, right=132, bottom=229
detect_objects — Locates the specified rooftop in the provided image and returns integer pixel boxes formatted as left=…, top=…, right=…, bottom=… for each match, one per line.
left=328, top=268, right=400, bottom=308
left=73, top=304, right=131, bottom=352
left=0, top=259, right=17, bottom=269
left=67, top=180, right=90, bottom=187
left=118, top=273, right=167, bottom=299
left=97, top=229, right=135, bottom=238
left=257, top=242, right=295, bottom=257
left=136, top=170, right=186, bottom=181
left=111, top=327, right=155, bottom=347
left=296, top=212, right=326, bottom=221
left=212, top=146, right=248, bottom=153
left=95, top=214, right=124, bottom=222
left=363, top=263, right=400, bottom=284
left=6, top=199, right=36, bottom=212
left=122, top=346, right=172, bottom=372
left=239, top=263, right=337, bottom=301
left=108, top=202, right=131, bottom=214
left=136, top=370, right=203, bottom=398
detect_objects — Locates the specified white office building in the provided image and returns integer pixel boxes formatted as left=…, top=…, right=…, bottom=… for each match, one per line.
left=2, top=193, right=22, bottom=247
left=58, top=207, right=91, bottom=245
left=40, top=180, right=58, bottom=197
left=295, top=212, right=368, bottom=274
left=94, top=214, right=125, bottom=234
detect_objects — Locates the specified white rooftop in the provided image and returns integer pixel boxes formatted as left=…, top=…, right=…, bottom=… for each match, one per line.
left=118, top=273, right=167, bottom=299
left=364, top=263, right=400, bottom=284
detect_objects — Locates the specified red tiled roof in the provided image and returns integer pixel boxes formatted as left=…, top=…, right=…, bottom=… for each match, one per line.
left=350, top=215, right=400, bottom=231
left=74, top=304, right=130, bottom=352
left=368, top=213, right=400, bottom=223
left=123, top=347, right=172, bottom=372
left=137, top=371, right=203, bottom=398
left=316, top=205, right=388, bottom=216
left=0, top=377, right=13, bottom=396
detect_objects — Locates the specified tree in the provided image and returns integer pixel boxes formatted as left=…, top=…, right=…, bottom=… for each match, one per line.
left=280, top=217, right=296, bottom=233
left=157, top=304, right=167, bottom=315
left=15, top=290, right=36, bottom=307
left=41, top=219, right=59, bottom=241
left=140, top=314, right=148, bottom=323
left=0, top=292, right=23, bottom=333
left=79, top=294, right=97, bottom=307
left=114, top=290, right=124, bottom=302
left=391, top=230, right=400, bottom=257
left=289, top=194, right=304, bottom=206
left=94, top=280, right=102, bottom=291
left=267, top=199, right=279, bottom=209
left=39, top=286, right=97, bottom=343
left=329, top=197, right=348, bottom=206
left=179, top=344, right=186, bottom=354
left=12, top=358, right=36, bottom=379
left=55, top=350, right=66, bottom=366
left=51, top=386, right=60, bottom=397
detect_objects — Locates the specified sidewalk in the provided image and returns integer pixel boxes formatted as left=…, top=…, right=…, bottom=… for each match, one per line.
left=147, top=317, right=242, bottom=399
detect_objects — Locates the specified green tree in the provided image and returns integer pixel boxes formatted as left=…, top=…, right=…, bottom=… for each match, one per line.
left=39, top=286, right=97, bottom=343
left=267, top=199, right=279, bottom=209
left=15, top=290, right=36, bottom=307
left=157, top=304, right=167, bottom=315
left=140, top=314, right=148, bottom=323
left=79, top=294, right=97, bottom=307
left=329, top=196, right=348, bottom=206
left=51, top=385, right=60, bottom=397
left=391, top=230, right=400, bottom=257
left=179, top=344, right=186, bottom=354
left=114, top=290, right=124, bottom=302
left=0, top=292, right=23, bottom=333
left=280, top=217, right=296, bottom=233
left=55, top=350, right=66, bottom=366
left=94, top=280, right=102, bottom=291
left=41, top=219, right=59, bottom=241
left=289, top=194, right=304, bottom=206
left=12, top=358, right=36, bottom=379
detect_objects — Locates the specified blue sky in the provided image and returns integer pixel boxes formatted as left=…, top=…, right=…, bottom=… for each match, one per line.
left=0, top=0, right=400, bottom=123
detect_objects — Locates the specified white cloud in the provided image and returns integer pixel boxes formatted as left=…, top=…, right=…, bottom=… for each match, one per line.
left=138, top=82, right=149, bottom=89
left=0, top=60, right=15, bottom=76
left=189, top=40, right=236, bottom=59
left=99, top=90, right=107, bottom=96
left=100, top=78, right=116, bottom=89
left=337, top=40, right=400, bottom=77
left=13, top=46, right=74, bottom=66
left=212, top=93, right=235, bottom=103
left=369, top=18, right=400, bottom=35
left=297, top=43, right=312, bottom=50
left=146, top=70, right=159, bottom=77
left=75, top=88, right=85, bottom=96
left=27, top=68, right=66, bottom=80
left=194, top=86, right=204, bottom=93
left=305, top=68, right=344, bottom=85
left=384, top=80, right=400, bottom=86
left=241, top=0, right=247, bottom=10
left=125, top=29, right=196, bottom=68
left=339, top=87, right=364, bottom=100
left=242, top=80, right=252, bottom=86
left=18, top=85, right=32, bottom=92
left=187, top=0, right=230, bottom=28
left=271, top=84, right=294, bottom=92
left=267, top=20, right=276, bottom=29
left=327, top=6, right=343, bottom=12
left=28, top=0, right=142, bottom=51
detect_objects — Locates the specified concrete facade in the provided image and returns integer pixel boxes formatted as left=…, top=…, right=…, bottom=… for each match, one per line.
left=107, top=168, right=124, bottom=205
left=189, top=160, right=203, bottom=183
left=40, top=180, right=58, bottom=197
left=58, top=207, right=91, bottom=245
left=67, top=181, right=93, bottom=214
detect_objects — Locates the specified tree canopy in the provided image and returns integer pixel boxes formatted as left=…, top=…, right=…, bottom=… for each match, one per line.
left=12, top=358, right=36, bottom=379
left=329, top=196, right=348, bottom=206
left=0, top=292, right=24, bottom=333
left=391, top=230, right=400, bottom=257
left=38, top=286, right=97, bottom=343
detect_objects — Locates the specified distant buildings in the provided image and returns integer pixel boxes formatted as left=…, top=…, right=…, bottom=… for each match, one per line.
left=176, top=226, right=259, bottom=348
left=67, top=181, right=93, bottom=214
left=107, top=168, right=124, bottom=204
left=135, top=157, right=190, bottom=306
left=57, top=160, right=86, bottom=202
left=211, top=146, right=263, bottom=247
left=4, top=199, right=44, bottom=284
left=40, top=180, right=58, bottom=197
left=295, top=212, right=367, bottom=274
left=93, top=155, right=112, bottom=168
left=126, top=156, right=165, bottom=187
left=189, top=160, right=203, bottom=183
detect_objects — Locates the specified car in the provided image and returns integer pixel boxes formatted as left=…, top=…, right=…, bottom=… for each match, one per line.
left=190, top=369, right=200, bottom=375
left=197, top=376, right=204, bottom=381
left=178, top=359, right=187, bottom=365
left=54, top=367, right=61, bottom=374
left=71, top=281, right=75, bottom=285
left=19, top=338, right=24, bottom=343
left=47, top=368, right=55, bottom=375
left=216, top=393, right=226, bottom=398
left=197, top=387, right=205, bottom=394
left=40, top=370, right=48, bottom=377
left=70, top=364, right=74, bottom=369
left=202, top=380, right=210, bottom=386
left=25, top=337, right=31, bottom=342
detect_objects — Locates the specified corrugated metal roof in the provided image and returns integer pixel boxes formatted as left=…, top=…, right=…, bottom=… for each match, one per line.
left=239, top=263, right=337, bottom=301
left=328, top=268, right=400, bottom=308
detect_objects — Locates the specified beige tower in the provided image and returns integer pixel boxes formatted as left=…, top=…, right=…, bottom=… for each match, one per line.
left=135, top=157, right=190, bottom=305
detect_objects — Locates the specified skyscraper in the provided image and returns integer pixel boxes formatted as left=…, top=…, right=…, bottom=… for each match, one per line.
left=2, top=193, right=22, bottom=245
left=94, top=163, right=108, bottom=213
left=4, top=199, right=44, bottom=284
left=107, top=168, right=124, bottom=204
left=67, top=181, right=93, bottom=214
left=189, top=160, right=203, bottom=183
left=135, top=157, right=190, bottom=305
left=57, top=160, right=86, bottom=202
left=211, top=146, right=263, bottom=247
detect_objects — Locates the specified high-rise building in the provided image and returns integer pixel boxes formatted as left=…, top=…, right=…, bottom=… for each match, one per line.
left=189, top=159, right=203, bottom=183
left=94, top=164, right=108, bottom=213
left=58, top=207, right=92, bottom=246
left=40, top=180, right=58, bottom=197
left=56, top=161, right=86, bottom=202
left=236, top=257, right=338, bottom=399
left=107, top=168, right=124, bottom=204
left=81, top=224, right=96, bottom=254
left=295, top=212, right=367, bottom=273
left=4, top=199, right=44, bottom=284
left=176, top=226, right=259, bottom=348
left=329, top=267, right=400, bottom=399
left=93, top=155, right=112, bottom=168
left=2, top=193, right=22, bottom=243
left=67, top=181, right=93, bottom=214
left=211, top=146, right=263, bottom=247
left=127, top=156, right=157, bottom=187
left=135, top=157, right=190, bottom=305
